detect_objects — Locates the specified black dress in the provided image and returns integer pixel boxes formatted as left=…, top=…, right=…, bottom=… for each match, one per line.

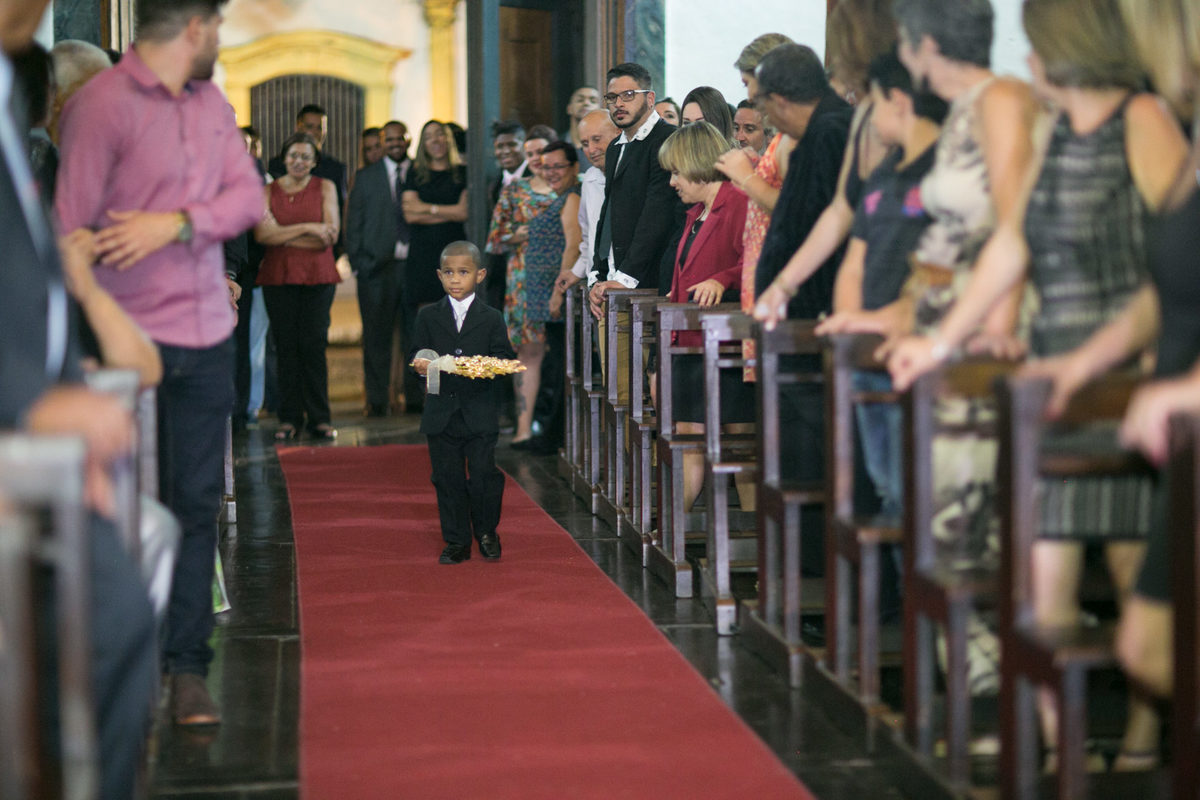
left=1136, top=183, right=1200, bottom=600
left=405, top=166, right=467, bottom=305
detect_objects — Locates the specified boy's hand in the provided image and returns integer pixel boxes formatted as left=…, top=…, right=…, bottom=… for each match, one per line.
left=412, top=358, right=431, bottom=376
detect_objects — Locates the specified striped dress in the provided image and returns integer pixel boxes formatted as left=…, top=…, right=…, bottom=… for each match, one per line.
left=1024, top=102, right=1152, bottom=540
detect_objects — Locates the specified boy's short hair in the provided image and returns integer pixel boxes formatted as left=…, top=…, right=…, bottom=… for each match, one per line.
left=439, top=241, right=481, bottom=270
left=868, top=50, right=949, bottom=123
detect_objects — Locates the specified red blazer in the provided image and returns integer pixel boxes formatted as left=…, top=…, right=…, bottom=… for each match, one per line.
left=669, top=180, right=748, bottom=346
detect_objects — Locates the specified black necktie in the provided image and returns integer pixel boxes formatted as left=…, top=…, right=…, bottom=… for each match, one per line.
left=394, top=163, right=410, bottom=246
left=595, top=142, right=625, bottom=264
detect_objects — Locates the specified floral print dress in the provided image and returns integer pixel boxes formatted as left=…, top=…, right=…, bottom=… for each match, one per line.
left=486, top=177, right=558, bottom=346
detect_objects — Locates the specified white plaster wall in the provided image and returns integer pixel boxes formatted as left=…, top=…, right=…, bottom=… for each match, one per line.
left=992, top=0, right=1032, bottom=80
left=663, top=0, right=1031, bottom=106
left=663, top=0, right=828, bottom=106
left=215, top=0, right=468, bottom=131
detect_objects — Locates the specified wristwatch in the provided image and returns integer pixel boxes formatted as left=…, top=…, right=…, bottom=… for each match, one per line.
left=176, top=211, right=193, bottom=243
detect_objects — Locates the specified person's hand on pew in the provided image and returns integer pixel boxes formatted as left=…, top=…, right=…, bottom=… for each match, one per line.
left=964, top=330, right=1026, bottom=360
left=752, top=282, right=791, bottom=331
left=687, top=279, right=724, bottom=308
left=25, top=386, right=134, bottom=519
left=1119, top=376, right=1200, bottom=466
left=589, top=280, right=623, bottom=320
left=549, top=287, right=565, bottom=319
left=1017, top=352, right=1095, bottom=420
left=554, top=269, right=581, bottom=294
left=815, top=306, right=904, bottom=338
left=885, top=334, right=950, bottom=391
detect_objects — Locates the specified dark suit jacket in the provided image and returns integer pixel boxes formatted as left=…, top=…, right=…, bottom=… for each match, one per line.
left=0, top=129, right=82, bottom=427
left=408, top=296, right=517, bottom=436
left=754, top=89, right=853, bottom=318
left=345, top=158, right=405, bottom=278
left=593, top=118, right=685, bottom=289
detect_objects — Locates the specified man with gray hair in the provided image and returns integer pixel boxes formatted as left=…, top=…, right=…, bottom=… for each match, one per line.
left=57, top=0, right=263, bottom=728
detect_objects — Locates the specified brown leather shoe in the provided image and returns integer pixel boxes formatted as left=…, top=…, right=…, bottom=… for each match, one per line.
left=170, top=673, right=221, bottom=726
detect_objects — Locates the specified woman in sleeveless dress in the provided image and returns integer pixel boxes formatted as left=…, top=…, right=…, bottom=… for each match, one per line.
left=886, top=0, right=1189, bottom=765
left=253, top=132, right=341, bottom=441
left=1021, top=0, right=1200, bottom=749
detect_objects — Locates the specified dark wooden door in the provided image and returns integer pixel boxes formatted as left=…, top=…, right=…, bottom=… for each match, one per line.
left=499, top=7, right=555, bottom=129
left=250, top=75, right=364, bottom=174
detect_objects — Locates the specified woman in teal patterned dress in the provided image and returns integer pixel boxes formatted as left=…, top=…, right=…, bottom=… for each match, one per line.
left=486, top=130, right=557, bottom=443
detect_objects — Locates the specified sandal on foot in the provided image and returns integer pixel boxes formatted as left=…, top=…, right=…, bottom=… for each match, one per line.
left=274, top=424, right=297, bottom=441
left=310, top=424, right=337, bottom=440
left=1042, top=748, right=1107, bottom=775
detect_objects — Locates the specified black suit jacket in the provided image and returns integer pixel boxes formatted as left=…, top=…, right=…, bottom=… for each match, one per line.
left=593, top=118, right=685, bottom=289
left=754, top=89, right=853, bottom=318
left=345, top=158, right=406, bottom=278
left=0, top=125, right=82, bottom=427
left=408, top=297, right=516, bottom=436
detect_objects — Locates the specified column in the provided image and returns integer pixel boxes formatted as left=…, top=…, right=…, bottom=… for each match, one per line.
left=424, top=0, right=460, bottom=122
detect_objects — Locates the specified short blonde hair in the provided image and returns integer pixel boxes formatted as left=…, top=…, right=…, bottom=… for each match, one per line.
left=1023, top=0, right=1144, bottom=91
left=1119, top=0, right=1200, bottom=118
left=734, top=33, right=794, bottom=75
left=657, top=121, right=729, bottom=183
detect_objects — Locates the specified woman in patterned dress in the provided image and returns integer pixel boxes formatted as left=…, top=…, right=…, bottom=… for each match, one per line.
left=887, top=0, right=1188, bottom=766
left=486, top=128, right=558, bottom=443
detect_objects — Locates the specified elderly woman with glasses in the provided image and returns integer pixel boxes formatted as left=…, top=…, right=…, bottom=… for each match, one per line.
left=253, top=131, right=340, bottom=441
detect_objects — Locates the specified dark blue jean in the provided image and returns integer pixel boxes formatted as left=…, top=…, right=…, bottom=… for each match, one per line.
left=852, top=370, right=904, bottom=519
left=157, top=337, right=234, bottom=676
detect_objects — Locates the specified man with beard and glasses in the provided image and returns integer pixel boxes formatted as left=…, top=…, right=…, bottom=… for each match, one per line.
left=56, top=0, right=264, bottom=728
left=588, top=62, right=684, bottom=316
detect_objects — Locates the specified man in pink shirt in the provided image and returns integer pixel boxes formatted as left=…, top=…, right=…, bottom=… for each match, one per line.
left=56, top=0, right=263, bottom=727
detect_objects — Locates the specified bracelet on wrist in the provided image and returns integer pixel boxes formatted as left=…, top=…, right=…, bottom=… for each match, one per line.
left=929, top=335, right=951, bottom=364
left=430, top=204, right=439, bottom=215
left=736, top=173, right=755, bottom=189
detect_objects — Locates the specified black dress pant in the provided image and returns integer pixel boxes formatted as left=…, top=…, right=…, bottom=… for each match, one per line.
left=427, top=409, right=504, bottom=548
left=356, top=260, right=404, bottom=409
left=262, top=284, right=336, bottom=430
left=779, top=381, right=826, bottom=576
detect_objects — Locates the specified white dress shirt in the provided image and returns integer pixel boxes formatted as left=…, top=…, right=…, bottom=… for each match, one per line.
left=449, top=292, right=475, bottom=331
left=384, top=155, right=410, bottom=260
left=606, top=109, right=661, bottom=288
left=576, top=166, right=606, bottom=284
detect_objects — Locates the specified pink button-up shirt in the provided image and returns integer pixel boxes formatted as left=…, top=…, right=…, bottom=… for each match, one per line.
left=56, top=47, right=264, bottom=348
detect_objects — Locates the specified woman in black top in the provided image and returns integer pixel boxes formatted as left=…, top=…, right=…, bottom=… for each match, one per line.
left=402, top=120, right=469, bottom=307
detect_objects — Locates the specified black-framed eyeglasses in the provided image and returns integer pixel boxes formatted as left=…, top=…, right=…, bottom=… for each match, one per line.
left=603, top=89, right=651, bottom=106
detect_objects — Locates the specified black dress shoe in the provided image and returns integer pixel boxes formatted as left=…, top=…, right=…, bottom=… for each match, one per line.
left=438, top=544, right=471, bottom=564
left=478, top=533, right=502, bottom=561
left=510, top=438, right=533, bottom=451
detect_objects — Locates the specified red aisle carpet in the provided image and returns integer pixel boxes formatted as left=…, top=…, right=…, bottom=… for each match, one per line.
left=279, top=444, right=815, bottom=800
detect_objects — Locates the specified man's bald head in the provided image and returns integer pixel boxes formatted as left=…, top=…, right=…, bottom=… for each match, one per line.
left=577, top=109, right=620, bottom=171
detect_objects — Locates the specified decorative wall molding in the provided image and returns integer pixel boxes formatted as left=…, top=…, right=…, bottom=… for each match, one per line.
left=423, top=0, right=461, bottom=121
left=218, top=29, right=410, bottom=125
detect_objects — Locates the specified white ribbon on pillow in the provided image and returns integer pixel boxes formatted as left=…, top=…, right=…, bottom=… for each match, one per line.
left=413, top=349, right=458, bottom=395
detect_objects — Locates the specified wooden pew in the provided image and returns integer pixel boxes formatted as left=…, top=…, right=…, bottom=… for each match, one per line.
left=221, top=415, right=236, bottom=525
left=696, top=309, right=758, bottom=635
left=562, top=276, right=585, bottom=481
left=577, top=283, right=605, bottom=512
left=824, top=333, right=904, bottom=715
left=738, top=320, right=825, bottom=686
left=0, top=507, right=40, bottom=800
left=626, top=294, right=663, bottom=562
left=599, top=288, right=657, bottom=530
left=996, top=372, right=1148, bottom=800
left=1170, top=412, right=1200, bottom=800
left=646, top=303, right=709, bottom=598
left=0, top=434, right=99, bottom=800
left=903, top=359, right=1016, bottom=790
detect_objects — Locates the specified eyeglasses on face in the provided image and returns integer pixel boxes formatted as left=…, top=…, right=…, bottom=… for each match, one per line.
left=603, top=89, right=651, bottom=106
left=540, top=162, right=572, bottom=172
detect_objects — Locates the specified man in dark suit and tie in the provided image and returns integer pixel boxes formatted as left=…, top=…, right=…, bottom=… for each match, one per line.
left=0, top=0, right=157, bottom=791
left=588, top=61, right=685, bottom=317
left=410, top=242, right=517, bottom=564
left=346, top=119, right=418, bottom=416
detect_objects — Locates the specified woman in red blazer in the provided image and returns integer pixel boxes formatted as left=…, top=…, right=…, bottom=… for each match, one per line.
left=657, top=121, right=755, bottom=512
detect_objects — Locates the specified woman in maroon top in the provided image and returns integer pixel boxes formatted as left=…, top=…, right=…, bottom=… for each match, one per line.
left=254, top=132, right=341, bottom=440
left=657, top=121, right=753, bottom=512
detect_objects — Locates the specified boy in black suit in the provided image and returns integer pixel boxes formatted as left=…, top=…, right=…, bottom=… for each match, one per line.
left=411, top=242, right=517, bottom=564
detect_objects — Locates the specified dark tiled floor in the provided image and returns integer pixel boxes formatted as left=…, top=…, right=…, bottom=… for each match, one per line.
left=144, top=410, right=928, bottom=799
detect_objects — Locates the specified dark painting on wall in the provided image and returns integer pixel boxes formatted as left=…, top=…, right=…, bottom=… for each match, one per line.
left=54, top=0, right=102, bottom=45
left=623, top=0, right=665, bottom=96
